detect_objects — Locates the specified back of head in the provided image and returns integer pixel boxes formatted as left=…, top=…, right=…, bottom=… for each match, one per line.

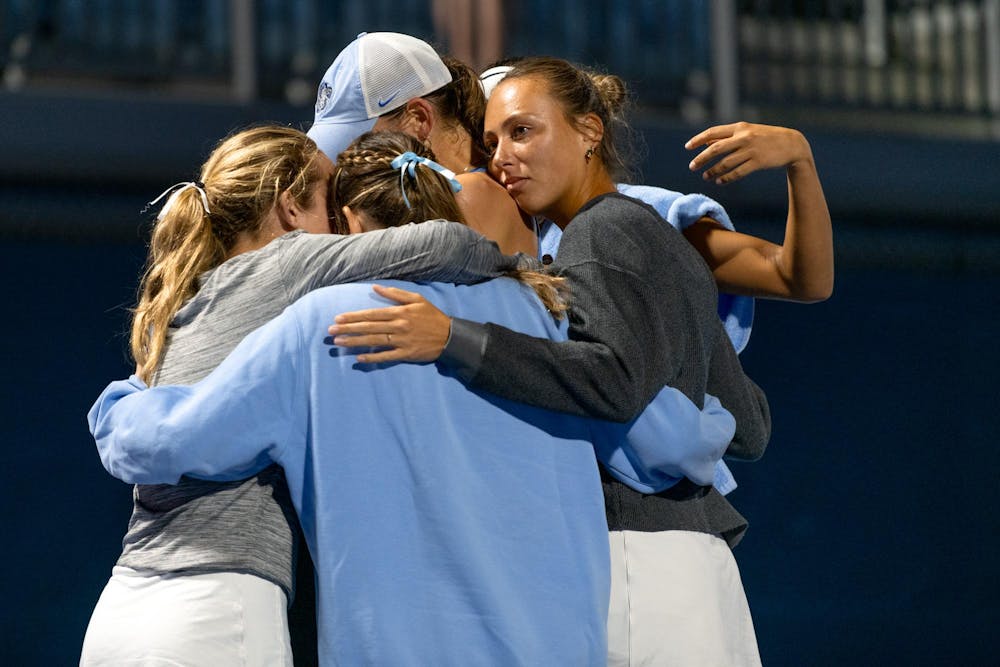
left=308, top=32, right=453, bottom=160
left=132, top=125, right=324, bottom=380
left=330, top=131, right=465, bottom=231
left=502, top=57, right=636, bottom=182
left=332, top=130, right=569, bottom=316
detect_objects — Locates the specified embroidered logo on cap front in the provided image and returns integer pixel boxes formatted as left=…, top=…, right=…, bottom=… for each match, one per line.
left=315, top=81, right=332, bottom=115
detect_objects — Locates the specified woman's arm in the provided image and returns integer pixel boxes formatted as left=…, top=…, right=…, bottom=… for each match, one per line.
left=281, top=219, right=525, bottom=301
left=684, top=122, right=834, bottom=302
left=330, top=196, right=766, bottom=427
left=89, top=307, right=308, bottom=485
left=592, top=390, right=735, bottom=493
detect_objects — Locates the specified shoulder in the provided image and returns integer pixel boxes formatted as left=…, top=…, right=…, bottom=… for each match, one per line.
left=615, top=183, right=731, bottom=231
left=572, top=193, right=669, bottom=241
left=554, top=194, right=673, bottom=271
left=615, top=183, right=682, bottom=216
left=455, top=172, right=518, bottom=212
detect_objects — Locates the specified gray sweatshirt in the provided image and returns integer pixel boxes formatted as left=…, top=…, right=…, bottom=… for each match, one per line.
left=117, top=222, right=519, bottom=598
left=442, top=193, right=771, bottom=545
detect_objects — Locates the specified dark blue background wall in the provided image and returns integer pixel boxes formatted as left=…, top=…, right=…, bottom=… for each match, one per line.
left=1, top=92, right=998, bottom=664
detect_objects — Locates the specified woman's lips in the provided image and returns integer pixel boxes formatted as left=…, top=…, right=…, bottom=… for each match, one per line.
left=504, top=176, right=526, bottom=194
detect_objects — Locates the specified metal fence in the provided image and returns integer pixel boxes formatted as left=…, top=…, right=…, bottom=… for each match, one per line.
left=730, top=0, right=1000, bottom=136
left=1, top=1, right=997, bottom=138
left=0, top=1, right=708, bottom=106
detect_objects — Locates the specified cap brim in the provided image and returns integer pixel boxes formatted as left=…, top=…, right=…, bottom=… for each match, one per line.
left=307, top=116, right=377, bottom=162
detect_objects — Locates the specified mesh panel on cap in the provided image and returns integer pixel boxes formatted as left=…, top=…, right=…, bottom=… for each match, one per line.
left=358, top=34, right=450, bottom=118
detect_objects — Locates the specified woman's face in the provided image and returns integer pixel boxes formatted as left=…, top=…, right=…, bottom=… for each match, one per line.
left=484, top=76, right=592, bottom=225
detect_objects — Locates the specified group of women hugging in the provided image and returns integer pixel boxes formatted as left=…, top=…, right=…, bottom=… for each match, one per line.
left=83, top=31, right=832, bottom=667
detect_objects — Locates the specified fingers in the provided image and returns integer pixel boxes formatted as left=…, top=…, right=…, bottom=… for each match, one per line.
left=684, top=122, right=740, bottom=150
left=353, top=349, right=415, bottom=364
left=687, top=137, right=741, bottom=173
left=327, top=286, right=450, bottom=363
left=335, top=289, right=430, bottom=326
left=334, top=307, right=402, bottom=325
left=333, top=286, right=428, bottom=324
left=700, top=152, right=755, bottom=184
left=371, top=284, right=426, bottom=304
left=329, top=331, right=397, bottom=348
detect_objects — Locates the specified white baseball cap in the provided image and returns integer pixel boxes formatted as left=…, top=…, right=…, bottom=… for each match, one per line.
left=307, top=32, right=452, bottom=161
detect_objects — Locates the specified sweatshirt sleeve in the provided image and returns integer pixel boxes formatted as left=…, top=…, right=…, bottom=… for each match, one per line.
left=88, top=307, right=309, bottom=485
left=589, top=389, right=736, bottom=493
left=442, top=200, right=691, bottom=422
left=705, top=327, right=772, bottom=461
left=280, top=220, right=521, bottom=300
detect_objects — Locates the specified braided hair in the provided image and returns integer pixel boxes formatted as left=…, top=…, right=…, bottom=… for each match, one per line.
left=330, top=131, right=465, bottom=234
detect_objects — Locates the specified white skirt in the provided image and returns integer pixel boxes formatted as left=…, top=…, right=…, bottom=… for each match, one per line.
left=607, top=530, right=762, bottom=667
left=80, top=566, right=292, bottom=667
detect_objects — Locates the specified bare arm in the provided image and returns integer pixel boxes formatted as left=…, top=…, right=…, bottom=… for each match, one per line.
left=684, top=122, right=834, bottom=303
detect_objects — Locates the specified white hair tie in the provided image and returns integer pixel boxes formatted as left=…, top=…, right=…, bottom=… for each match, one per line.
left=144, top=181, right=211, bottom=220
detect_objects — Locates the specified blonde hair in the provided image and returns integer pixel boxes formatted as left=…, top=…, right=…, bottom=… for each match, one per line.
left=334, top=130, right=569, bottom=316
left=131, top=125, right=326, bottom=380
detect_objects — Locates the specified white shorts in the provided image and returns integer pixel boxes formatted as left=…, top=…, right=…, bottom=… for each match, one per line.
left=607, top=530, right=762, bottom=667
left=79, top=566, right=293, bottom=667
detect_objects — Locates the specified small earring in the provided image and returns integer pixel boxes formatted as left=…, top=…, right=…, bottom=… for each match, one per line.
left=585, top=147, right=594, bottom=162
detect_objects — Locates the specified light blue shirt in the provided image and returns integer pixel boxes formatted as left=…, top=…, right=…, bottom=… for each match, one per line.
left=91, top=280, right=611, bottom=666
left=89, top=276, right=745, bottom=662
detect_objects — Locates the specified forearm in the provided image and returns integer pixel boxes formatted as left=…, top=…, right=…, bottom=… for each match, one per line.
left=290, top=221, right=521, bottom=293
left=443, top=315, right=658, bottom=421
left=89, top=377, right=275, bottom=485
left=774, top=154, right=834, bottom=302
left=683, top=124, right=834, bottom=302
left=590, top=389, right=736, bottom=493
left=89, top=311, right=306, bottom=484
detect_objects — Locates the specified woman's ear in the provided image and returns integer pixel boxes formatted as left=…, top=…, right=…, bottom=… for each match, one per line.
left=276, top=190, right=299, bottom=231
left=577, top=113, right=605, bottom=148
left=342, top=205, right=366, bottom=235
left=343, top=206, right=387, bottom=234
left=398, top=98, right=435, bottom=144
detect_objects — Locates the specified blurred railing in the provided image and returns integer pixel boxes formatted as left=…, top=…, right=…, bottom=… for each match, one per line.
left=0, top=1, right=705, bottom=108
left=1, top=1, right=997, bottom=139
left=728, top=0, right=1000, bottom=137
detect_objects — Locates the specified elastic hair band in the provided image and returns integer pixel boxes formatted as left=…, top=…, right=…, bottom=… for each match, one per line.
left=389, top=152, right=462, bottom=210
left=143, top=181, right=212, bottom=220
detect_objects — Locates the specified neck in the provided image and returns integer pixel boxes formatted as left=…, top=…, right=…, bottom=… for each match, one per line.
left=226, top=216, right=285, bottom=259
left=550, top=171, right=617, bottom=229
left=430, top=126, right=477, bottom=173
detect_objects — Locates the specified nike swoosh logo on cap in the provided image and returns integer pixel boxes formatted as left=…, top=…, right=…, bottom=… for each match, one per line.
left=377, top=89, right=403, bottom=107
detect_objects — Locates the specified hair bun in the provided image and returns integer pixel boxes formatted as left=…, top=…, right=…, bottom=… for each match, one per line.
left=589, top=73, right=627, bottom=116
